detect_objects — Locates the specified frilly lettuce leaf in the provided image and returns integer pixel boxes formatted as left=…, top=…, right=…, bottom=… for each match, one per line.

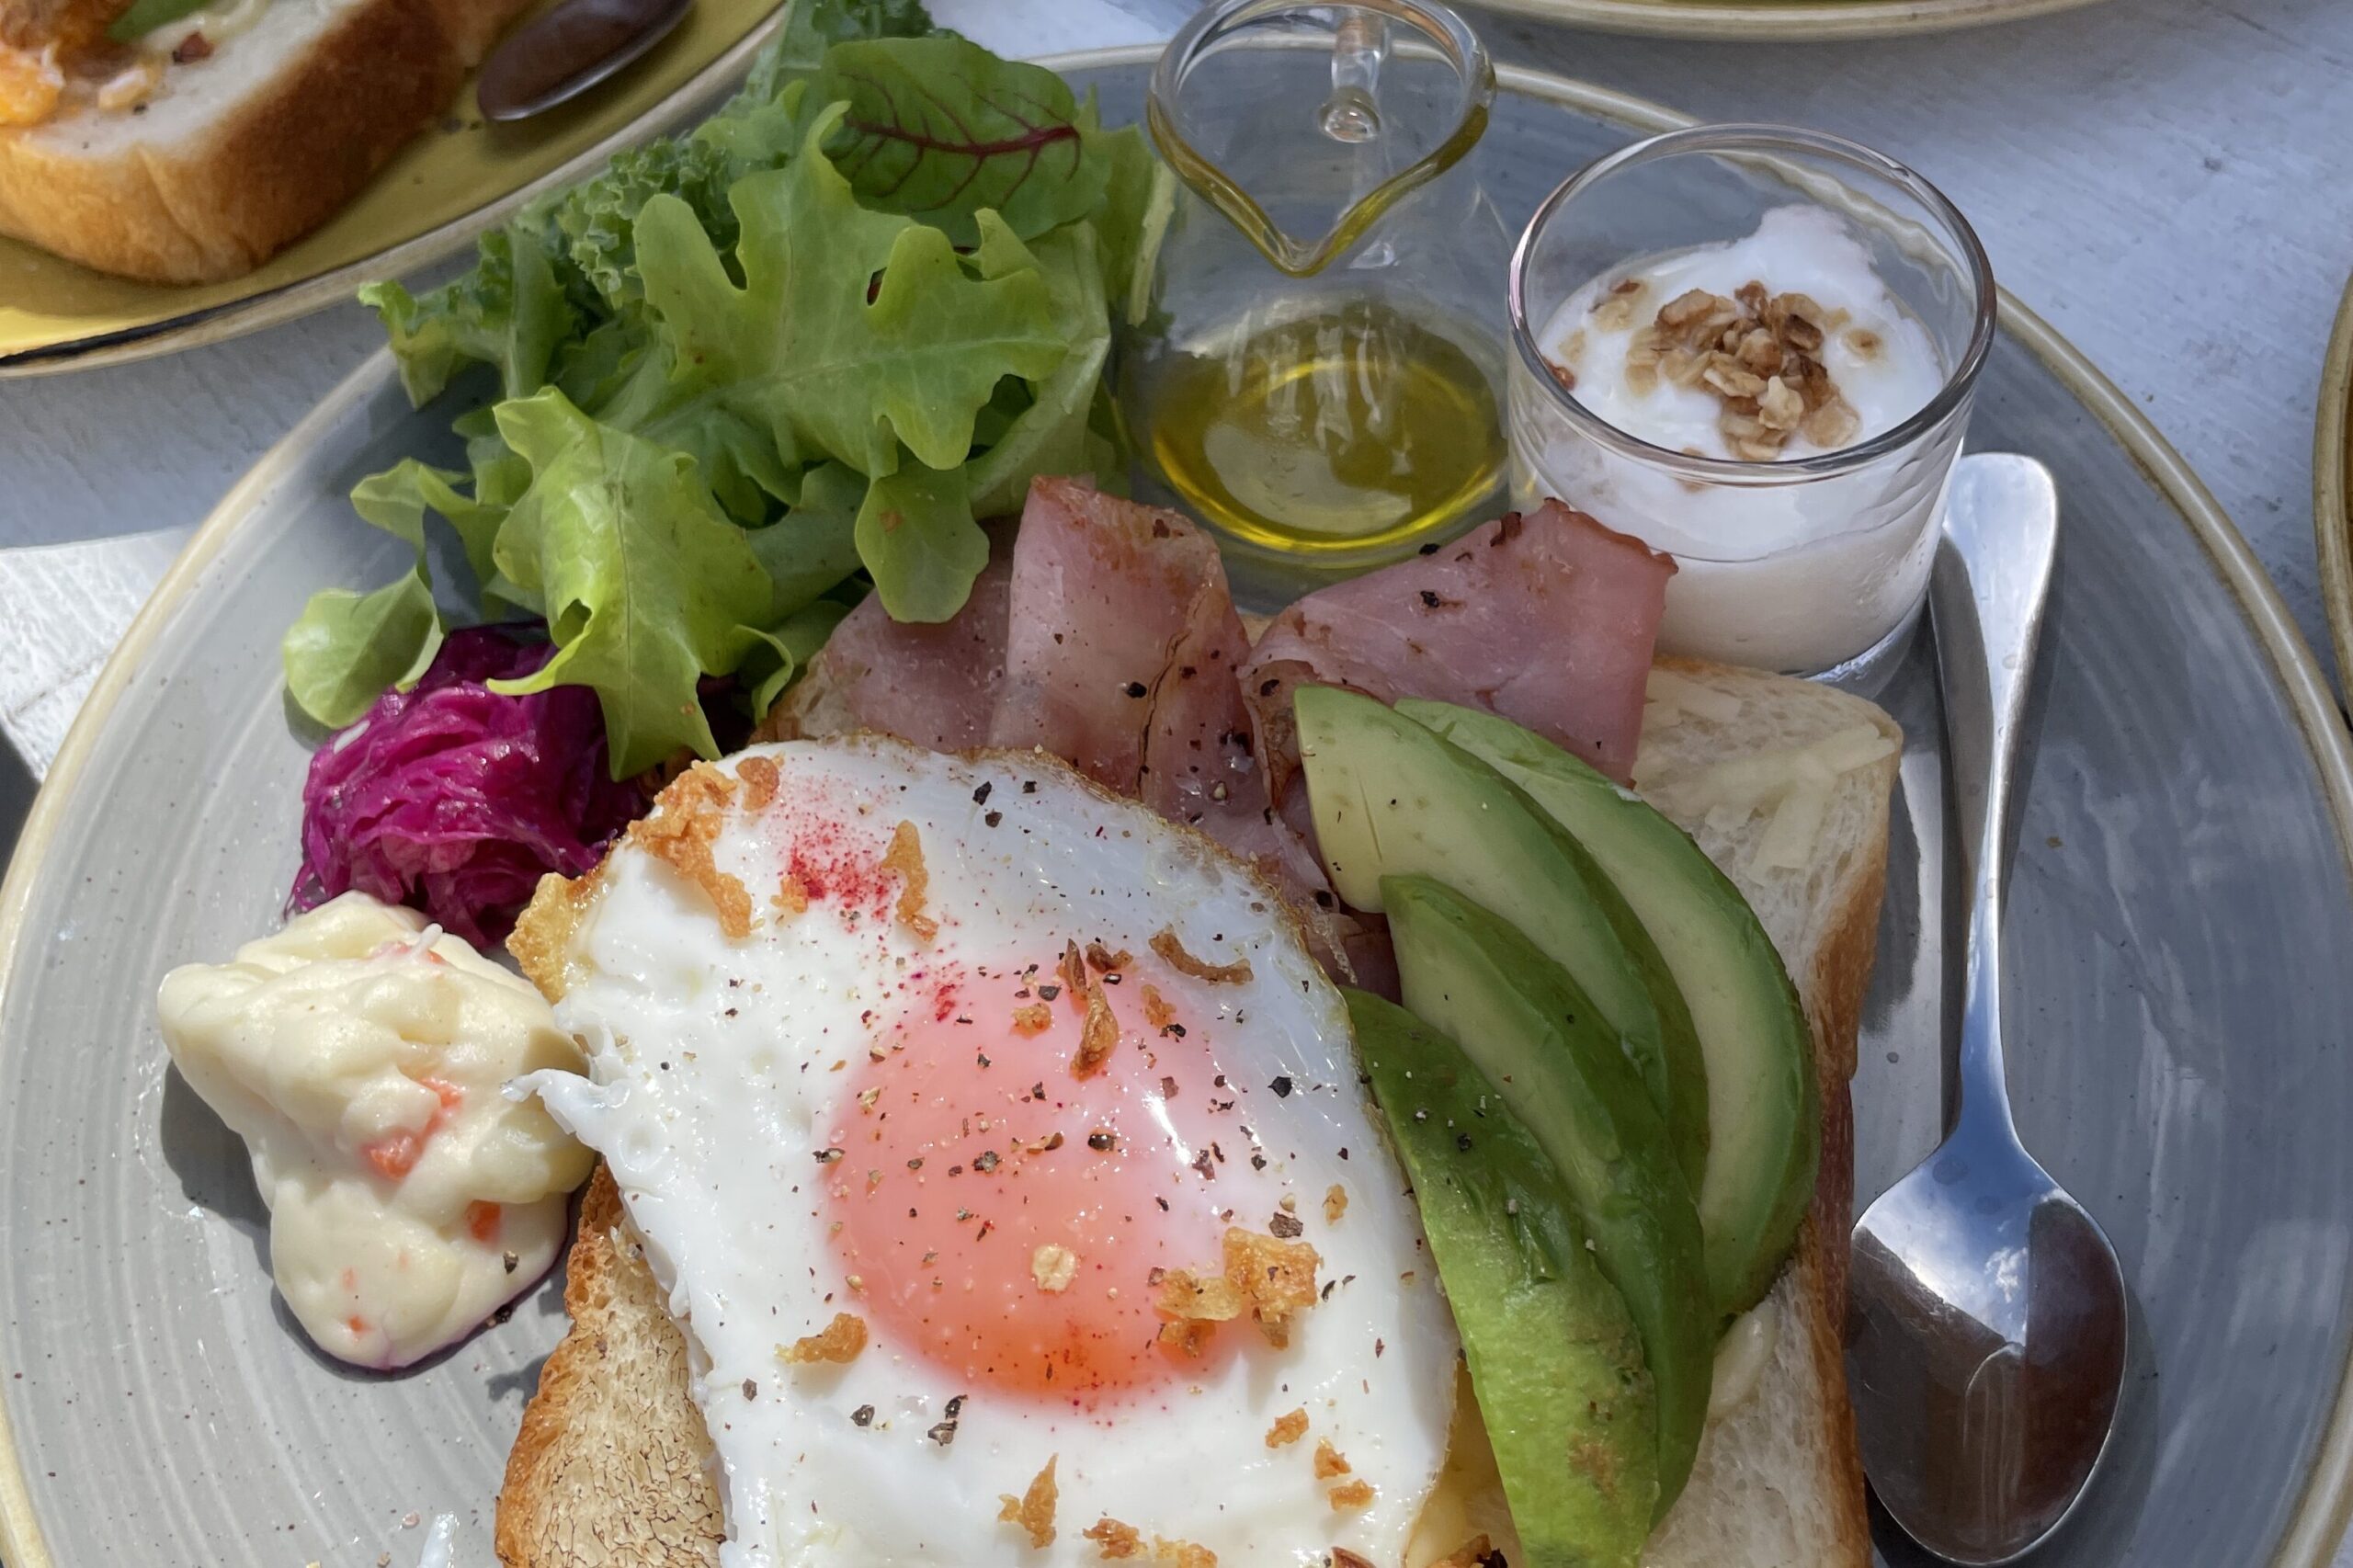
left=636, top=105, right=1066, bottom=478
left=319, top=0, right=1141, bottom=773
left=283, top=461, right=460, bottom=727
left=282, top=574, right=442, bottom=731
left=854, top=460, right=983, bottom=623
left=362, top=215, right=577, bottom=405
left=486, top=391, right=774, bottom=776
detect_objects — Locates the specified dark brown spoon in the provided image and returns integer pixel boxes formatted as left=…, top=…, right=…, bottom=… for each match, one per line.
left=476, top=0, right=695, bottom=124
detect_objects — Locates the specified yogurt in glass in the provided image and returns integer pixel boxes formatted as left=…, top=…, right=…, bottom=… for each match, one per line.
left=1506, top=128, right=1995, bottom=679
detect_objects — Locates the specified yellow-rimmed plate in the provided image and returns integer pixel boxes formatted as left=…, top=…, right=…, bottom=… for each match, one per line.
left=2316, top=269, right=2353, bottom=689
left=1467, top=0, right=2105, bottom=42
left=0, top=0, right=785, bottom=379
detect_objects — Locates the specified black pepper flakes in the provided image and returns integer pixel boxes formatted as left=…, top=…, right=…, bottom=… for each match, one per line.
left=928, top=1394, right=968, bottom=1445
left=742, top=1378, right=758, bottom=1400
left=975, top=1150, right=1001, bottom=1173
left=1123, top=680, right=1149, bottom=699
left=815, top=1147, right=845, bottom=1164
left=1456, top=1131, right=1474, bottom=1152
left=984, top=810, right=1003, bottom=828
left=1087, top=1130, right=1117, bottom=1151
left=852, top=1404, right=876, bottom=1427
left=1270, top=1075, right=1294, bottom=1097
left=972, top=781, right=993, bottom=805
left=1268, top=1211, right=1305, bottom=1239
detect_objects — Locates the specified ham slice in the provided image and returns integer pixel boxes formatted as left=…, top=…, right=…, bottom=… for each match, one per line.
left=1238, top=500, right=1674, bottom=788
left=990, top=477, right=1269, bottom=836
left=785, top=524, right=1015, bottom=751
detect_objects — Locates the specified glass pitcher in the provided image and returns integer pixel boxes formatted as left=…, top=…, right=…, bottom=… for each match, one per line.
left=1119, top=0, right=1511, bottom=593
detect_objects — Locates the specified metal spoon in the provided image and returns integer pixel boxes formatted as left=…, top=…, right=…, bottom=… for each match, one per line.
left=1847, top=454, right=2129, bottom=1565
left=476, top=0, right=694, bottom=124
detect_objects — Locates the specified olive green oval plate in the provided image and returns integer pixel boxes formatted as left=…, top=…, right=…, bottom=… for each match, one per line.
left=2315, top=271, right=2353, bottom=689
left=4, top=49, right=2353, bottom=1568
left=0, top=0, right=784, bottom=380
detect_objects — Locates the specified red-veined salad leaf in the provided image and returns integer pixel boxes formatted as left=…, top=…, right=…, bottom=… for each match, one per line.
left=812, top=37, right=1113, bottom=246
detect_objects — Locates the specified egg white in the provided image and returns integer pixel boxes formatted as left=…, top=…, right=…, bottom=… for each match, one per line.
left=529, top=738, right=1461, bottom=1568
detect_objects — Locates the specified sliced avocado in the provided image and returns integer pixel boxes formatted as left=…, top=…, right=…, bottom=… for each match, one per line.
left=1295, top=686, right=1709, bottom=1192
left=1384, top=874, right=1712, bottom=1521
left=1399, top=698, right=1819, bottom=1321
left=1349, top=989, right=1659, bottom=1565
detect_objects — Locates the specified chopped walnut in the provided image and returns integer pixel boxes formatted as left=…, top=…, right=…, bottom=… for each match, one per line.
left=881, top=821, right=938, bottom=942
left=1634, top=279, right=1864, bottom=461
left=997, top=1456, right=1059, bottom=1548
left=1074, top=982, right=1119, bottom=1079
left=1154, top=1542, right=1216, bottom=1568
left=1060, top=939, right=1089, bottom=1006
left=778, top=1312, right=867, bottom=1366
left=1326, top=1480, right=1375, bottom=1512
left=1032, top=1244, right=1079, bottom=1293
left=1149, top=929, right=1253, bottom=986
left=1264, top=1407, right=1309, bottom=1448
left=1140, top=984, right=1176, bottom=1030
left=627, top=764, right=752, bottom=938
left=736, top=755, right=781, bottom=813
left=1323, top=1185, right=1348, bottom=1225
left=1589, top=278, right=1648, bottom=332
left=1085, top=941, right=1132, bottom=973
left=1012, top=1003, right=1052, bottom=1036
left=1313, top=1439, right=1352, bottom=1480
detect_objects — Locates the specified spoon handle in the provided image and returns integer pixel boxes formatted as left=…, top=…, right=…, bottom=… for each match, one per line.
left=1930, top=454, right=2060, bottom=1139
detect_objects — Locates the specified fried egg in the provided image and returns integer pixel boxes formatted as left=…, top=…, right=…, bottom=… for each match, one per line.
left=526, top=737, right=1461, bottom=1567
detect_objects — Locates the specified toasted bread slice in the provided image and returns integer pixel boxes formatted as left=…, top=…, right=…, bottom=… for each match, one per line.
left=497, top=658, right=1898, bottom=1568
left=494, top=1164, right=724, bottom=1568
left=0, top=0, right=531, bottom=282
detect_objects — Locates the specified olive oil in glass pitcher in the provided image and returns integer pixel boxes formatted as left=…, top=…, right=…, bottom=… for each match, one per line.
left=1120, top=0, right=1510, bottom=585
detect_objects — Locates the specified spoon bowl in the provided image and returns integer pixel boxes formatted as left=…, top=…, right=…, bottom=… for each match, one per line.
left=477, top=0, right=696, bottom=124
left=1847, top=453, right=2131, bottom=1564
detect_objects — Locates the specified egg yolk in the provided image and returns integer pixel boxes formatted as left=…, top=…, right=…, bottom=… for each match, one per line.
left=827, top=952, right=1260, bottom=1403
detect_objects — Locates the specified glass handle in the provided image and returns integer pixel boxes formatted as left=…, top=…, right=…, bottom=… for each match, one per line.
left=1321, top=11, right=1387, bottom=143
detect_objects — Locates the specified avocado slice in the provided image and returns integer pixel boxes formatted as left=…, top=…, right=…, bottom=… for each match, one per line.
left=1398, top=699, right=1820, bottom=1319
left=1295, top=686, right=1709, bottom=1192
left=1348, top=988, right=1659, bottom=1565
left=1384, top=874, right=1713, bottom=1520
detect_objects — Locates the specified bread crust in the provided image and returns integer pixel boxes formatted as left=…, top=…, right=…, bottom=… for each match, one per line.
left=495, top=1165, right=725, bottom=1568
left=0, top=0, right=532, bottom=282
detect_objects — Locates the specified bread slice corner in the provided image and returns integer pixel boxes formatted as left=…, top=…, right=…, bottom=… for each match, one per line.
left=0, top=0, right=533, bottom=283
left=494, top=1165, right=724, bottom=1568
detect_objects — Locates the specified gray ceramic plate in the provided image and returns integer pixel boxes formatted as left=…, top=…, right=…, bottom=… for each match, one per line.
left=5, top=51, right=2353, bottom=1568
